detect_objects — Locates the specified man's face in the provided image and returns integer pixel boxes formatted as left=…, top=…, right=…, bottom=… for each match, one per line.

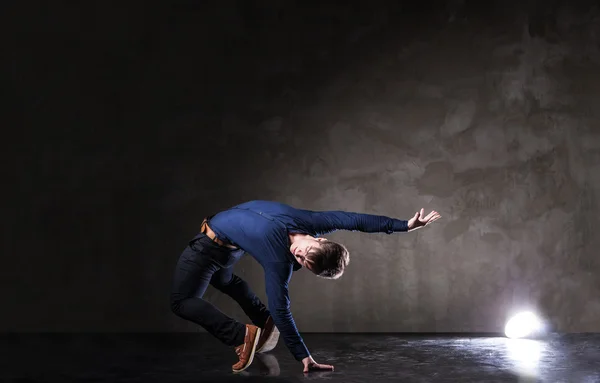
left=290, top=237, right=328, bottom=268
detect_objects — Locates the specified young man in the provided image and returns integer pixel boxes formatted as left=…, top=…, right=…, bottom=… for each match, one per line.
left=170, top=200, right=441, bottom=373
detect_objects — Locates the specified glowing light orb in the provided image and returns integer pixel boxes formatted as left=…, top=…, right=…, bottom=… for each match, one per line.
left=504, top=311, right=542, bottom=339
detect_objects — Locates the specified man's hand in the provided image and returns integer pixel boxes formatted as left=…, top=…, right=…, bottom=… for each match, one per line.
left=407, top=208, right=441, bottom=231
left=302, top=355, right=334, bottom=373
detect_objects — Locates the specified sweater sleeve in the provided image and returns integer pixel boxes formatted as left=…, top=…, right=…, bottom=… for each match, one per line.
left=309, top=210, right=408, bottom=235
left=264, top=262, right=310, bottom=361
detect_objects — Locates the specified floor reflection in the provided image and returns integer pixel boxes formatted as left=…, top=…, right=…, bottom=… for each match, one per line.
left=240, top=353, right=337, bottom=379
left=504, top=338, right=547, bottom=380
left=2, top=333, right=600, bottom=382
left=239, top=353, right=281, bottom=376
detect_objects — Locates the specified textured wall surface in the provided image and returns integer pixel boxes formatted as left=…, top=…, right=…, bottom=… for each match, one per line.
left=3, top=1, right=600, bottom=333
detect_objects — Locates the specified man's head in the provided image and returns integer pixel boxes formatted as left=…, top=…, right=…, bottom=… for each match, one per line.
left=290, top=236, right=350, bottom=279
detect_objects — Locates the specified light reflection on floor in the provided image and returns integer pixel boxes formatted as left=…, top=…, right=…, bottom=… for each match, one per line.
left=1, top=333, right=599, bottom=382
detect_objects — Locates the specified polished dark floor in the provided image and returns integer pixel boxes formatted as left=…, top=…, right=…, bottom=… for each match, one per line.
left=1, top=333, right=599, bottom=382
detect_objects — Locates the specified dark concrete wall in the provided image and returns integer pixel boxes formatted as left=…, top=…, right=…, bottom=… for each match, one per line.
left=3, top=0, right=600, bottom=333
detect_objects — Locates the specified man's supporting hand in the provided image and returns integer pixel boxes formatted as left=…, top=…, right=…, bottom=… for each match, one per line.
left=302, top=355, right=334, bottom=373
left=407, top=208, right=441, bottom=231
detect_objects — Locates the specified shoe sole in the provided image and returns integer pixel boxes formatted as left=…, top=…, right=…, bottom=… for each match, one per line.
left=257, top=326, right=279, bottom=353
left=232, top=328, right=261, bottom=374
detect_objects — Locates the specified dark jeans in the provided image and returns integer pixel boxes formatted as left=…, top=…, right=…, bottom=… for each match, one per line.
left=170, top=233, right=270, bottom=346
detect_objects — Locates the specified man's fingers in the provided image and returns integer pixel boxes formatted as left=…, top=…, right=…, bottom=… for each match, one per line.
left=421, top=211, right=438, bottom=222
left=420, top=212, right=442, bottom=225
left=304, top=363, right=334, bottom=373
left=428, top=215, right=441, bottom=224
left=414, top=209, right=442, bottom=226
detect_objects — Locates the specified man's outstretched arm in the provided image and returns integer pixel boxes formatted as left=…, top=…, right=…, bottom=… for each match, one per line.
left=308, top=208, right=440, bottom=235
left=264, top=262, right=334, bottom=373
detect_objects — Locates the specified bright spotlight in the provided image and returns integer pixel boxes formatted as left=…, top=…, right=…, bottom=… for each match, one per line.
left=504, top=311, right=543, bottom=339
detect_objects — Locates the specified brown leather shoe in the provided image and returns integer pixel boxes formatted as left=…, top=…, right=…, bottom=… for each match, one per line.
left=232, top=324, right=261, bottom=373
left=256, top=316, right=280, bottom=353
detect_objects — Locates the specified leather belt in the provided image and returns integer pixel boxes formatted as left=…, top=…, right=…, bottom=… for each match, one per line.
left=201, top=219, right=238, bottom=249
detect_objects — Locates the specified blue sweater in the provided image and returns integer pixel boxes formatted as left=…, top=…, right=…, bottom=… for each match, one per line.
left=209, top=200, right=409, bottom=361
